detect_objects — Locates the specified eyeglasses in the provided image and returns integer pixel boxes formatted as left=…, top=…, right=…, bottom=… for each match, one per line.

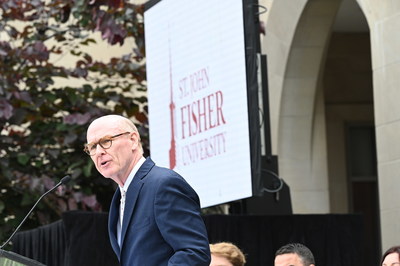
left=84, top=132, right=131, bottom=156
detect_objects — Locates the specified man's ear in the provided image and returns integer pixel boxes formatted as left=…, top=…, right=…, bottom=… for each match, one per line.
left=130, top=132, right=139, bottom=149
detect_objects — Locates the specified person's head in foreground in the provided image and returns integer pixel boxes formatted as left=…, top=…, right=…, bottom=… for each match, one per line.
left=210, top=242, right=246, bottom=266
left=381, top=245, right=400, bottom=266
left=274, top=243, right=315, bottom=266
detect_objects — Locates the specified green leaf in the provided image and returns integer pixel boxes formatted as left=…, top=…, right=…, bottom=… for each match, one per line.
left=21, top=193, right=34, bottom=206
left=80, top=38, right=96, bottom=46
left=17, top=154, right=30, bottom=165
left=83, top=160, right=93, bottom=177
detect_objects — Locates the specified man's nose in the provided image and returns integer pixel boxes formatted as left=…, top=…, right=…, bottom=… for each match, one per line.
left=95, top=144, right=107, bottom=155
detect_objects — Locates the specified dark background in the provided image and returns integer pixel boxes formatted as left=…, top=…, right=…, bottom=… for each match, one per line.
left=10, top=211, right=363, bottom=266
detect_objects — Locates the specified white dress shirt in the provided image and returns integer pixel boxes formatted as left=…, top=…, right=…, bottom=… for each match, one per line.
left=117, top=156, right=146, bottom=247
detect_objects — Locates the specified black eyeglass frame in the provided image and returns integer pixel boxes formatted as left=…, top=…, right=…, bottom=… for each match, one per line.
left=84, top=132, right=131, bottom=155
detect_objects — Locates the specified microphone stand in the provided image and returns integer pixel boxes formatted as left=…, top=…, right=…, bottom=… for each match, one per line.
left=0, top=175, right=71, bottom=249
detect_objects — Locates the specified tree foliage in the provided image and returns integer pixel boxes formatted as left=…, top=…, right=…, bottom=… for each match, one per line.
left=0, top=0, right=147, bottom=245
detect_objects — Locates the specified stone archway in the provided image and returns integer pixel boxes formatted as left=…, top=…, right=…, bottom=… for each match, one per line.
left=263, top=0, right=342, bottom=213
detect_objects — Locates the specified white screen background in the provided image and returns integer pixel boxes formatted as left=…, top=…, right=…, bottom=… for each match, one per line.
left=145, top=0, right=252, bottom=207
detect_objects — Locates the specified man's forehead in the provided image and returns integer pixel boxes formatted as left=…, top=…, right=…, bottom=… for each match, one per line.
left=274, top=253, right=303, bottom=266
left=90, top=115, right=121, bottom=127
left=87, top=121, right=121, bottom=141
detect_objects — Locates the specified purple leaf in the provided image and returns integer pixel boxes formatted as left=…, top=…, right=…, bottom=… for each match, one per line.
left=0, top=99, right=13, bottom=119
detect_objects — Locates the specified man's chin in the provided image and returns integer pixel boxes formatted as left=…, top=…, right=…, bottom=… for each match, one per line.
left=100, top=171, right=114, bottom=179
left=104, top=174, right=120, bottom=185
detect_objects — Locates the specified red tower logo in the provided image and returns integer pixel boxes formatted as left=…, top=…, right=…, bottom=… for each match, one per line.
left=168, top=43, right=176, bottom=169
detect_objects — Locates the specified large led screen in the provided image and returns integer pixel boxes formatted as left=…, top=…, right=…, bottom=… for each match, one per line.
left=144, top=0, right=253, bottom=207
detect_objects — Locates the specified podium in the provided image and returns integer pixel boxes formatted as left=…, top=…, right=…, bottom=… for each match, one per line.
left=0, top=250, right=45, bottom=266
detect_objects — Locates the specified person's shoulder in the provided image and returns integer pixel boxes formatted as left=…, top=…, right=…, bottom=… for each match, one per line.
left=150, top=163, right=182, bottom=178
left=144, top=158, right=191, bottom=184
left=144, top=158, right=178, bottom=174
left=150, top=165, right=194, bottom=187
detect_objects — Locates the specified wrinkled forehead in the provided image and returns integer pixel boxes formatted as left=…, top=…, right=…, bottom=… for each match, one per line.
left=86, top=117, right=126, bottom=142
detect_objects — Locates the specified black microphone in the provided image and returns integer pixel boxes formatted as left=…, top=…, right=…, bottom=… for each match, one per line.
left=0, top=175, right=71, bottom=249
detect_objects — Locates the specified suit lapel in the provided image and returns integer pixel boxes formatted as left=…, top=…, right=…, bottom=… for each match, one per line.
left=109, top=189, right=121, bottom=256
left=120, top=158, right=155, bottom=247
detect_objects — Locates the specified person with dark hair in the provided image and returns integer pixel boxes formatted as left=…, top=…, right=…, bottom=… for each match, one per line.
left=85, top=114, right=211, bottom=265
left=209, top=242, right=246, bottom=266
left=274, top=243, right=315, bottom=266
left=381, top=245, right=400, bottom=266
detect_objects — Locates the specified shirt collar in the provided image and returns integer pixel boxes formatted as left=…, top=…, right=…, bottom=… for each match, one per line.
left=119, top=156, right=146, bottom=194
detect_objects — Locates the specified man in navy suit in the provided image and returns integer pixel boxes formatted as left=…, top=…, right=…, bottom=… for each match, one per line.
left=85, top=114, right=211, bottom=265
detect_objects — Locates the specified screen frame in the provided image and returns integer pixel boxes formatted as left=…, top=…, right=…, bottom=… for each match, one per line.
left=144, top=0, right=263, bottom=205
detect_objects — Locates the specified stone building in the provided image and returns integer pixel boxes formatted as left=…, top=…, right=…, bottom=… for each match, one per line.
left=260, top=0, right=400, bottom=260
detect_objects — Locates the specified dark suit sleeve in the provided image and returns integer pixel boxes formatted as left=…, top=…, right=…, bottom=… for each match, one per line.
left=154, top=173, right=211, bottom=266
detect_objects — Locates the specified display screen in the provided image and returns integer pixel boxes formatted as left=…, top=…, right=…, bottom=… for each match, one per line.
left=144, top=0, right=253, bottom=207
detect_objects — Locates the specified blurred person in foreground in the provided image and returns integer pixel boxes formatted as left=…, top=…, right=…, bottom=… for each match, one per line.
left=85, top=114, right=211, bottom=266
left=209, top=242, right=246, bottom=266
left=274, top=243, right=315, bottom=266
left=381, top=245, right=400, bottom=266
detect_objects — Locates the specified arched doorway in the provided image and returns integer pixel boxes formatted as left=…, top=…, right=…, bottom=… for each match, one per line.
left=324, top=0, right=379, bottom=264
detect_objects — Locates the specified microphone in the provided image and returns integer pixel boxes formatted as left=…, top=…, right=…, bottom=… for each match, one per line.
left=0, top=175, right=71, bottom=249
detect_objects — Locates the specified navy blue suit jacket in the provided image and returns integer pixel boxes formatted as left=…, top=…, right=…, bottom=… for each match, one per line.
left=108, top=157, right=211, bottom=265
